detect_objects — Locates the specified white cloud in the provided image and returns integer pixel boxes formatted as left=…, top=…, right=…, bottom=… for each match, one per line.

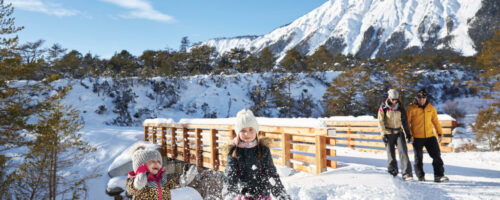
left=101, top=0, right=174, bottom=22
left=7, top=0, right=80, bottom=17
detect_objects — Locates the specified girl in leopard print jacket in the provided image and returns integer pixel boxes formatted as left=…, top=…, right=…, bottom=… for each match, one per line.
left=126, top=144, right=179, bottom=200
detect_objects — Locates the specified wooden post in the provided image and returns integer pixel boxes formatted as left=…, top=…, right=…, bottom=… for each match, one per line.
left=347, top=124, right=353, bottom=149
left=160, top=127, right=167, bottom=156
left=183, top=127, right=189, bottom=163
left=210, top=129, right=219, bottom=171
left=195, top=128, right=202, bottom=167
left=315, top=135, right=326, bottom=174
left=280, top=132, right=291, bottom=167
left=144, top=126, right=149, bottom=141
left=170, top=127, right=177, bottom=159
left=151, top=126, right=157, bottom=144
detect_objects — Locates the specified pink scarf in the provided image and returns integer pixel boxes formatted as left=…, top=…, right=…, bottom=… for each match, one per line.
left=128, top=166, right=165, bottom=183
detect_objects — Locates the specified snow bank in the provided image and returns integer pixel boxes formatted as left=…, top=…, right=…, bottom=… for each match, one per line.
left=171, top=187, right=203, bottom=200
left=143, top=118, right=175, bottom=124
left=320, top=115, right=377, bottom=122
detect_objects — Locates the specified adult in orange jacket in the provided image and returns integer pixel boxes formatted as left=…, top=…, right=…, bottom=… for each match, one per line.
left=406, top=89, right=449, bottom=182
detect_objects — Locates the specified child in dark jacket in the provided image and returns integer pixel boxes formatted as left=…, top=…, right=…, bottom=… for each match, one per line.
left=126, top=144, right=179, bottom=200
left=222, top=109, right=290, bottom=200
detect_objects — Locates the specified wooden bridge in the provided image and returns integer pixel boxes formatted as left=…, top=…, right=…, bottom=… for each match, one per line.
left=143, top=118, right=456, bottom=175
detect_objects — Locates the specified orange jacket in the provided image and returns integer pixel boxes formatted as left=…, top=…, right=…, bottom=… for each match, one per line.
left=406, top=101, right=443, bottom=138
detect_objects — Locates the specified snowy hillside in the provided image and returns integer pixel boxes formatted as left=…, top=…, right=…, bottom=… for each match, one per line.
left=27, top=69, right=473, bottom=127
left=202, top=0, right=485, bottom=59
left=59, top=72, right=339, bottom=126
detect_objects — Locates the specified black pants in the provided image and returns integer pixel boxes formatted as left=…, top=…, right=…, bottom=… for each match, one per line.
left=412, top=137, right=444, bottom=178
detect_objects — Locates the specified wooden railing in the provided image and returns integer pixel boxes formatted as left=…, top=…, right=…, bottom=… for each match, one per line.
left=142, top=122, right=334, bottom=174
left=143, top=118, right=455, bottom=174
left=325, top=120, right=456, bottom=153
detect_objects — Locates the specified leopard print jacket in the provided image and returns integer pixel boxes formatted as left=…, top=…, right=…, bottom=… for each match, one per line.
left=126, top=173, right=179, bottom=200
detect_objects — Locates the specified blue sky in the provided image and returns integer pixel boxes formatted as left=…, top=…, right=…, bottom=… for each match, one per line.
left=8, top=0, right=326, bottom=58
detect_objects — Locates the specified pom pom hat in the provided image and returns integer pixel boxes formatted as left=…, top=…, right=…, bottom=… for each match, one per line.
left=234, top=109, right=259, bottom=135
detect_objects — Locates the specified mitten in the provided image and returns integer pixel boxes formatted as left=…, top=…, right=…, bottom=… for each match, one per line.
left=133, top=164, right=149, bottom=190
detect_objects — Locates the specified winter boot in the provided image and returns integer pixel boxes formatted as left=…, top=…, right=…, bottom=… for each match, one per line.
left=403, top=175, right=413, bottom=181
left=418, top=176, right=425, bottom=181
left=434, top=176, right=449, bottom=182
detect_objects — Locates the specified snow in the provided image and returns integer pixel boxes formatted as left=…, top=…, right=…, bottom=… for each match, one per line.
left=8, top=70, right=498, bottom=199
left=283, top=147, right=500, bottom=200
left=143, top=118, right=175, bottom=124
left=24, top=79, right=495, bottom=199
left=85, top=124, right=500, bottom=200
left=107, top=176, right=127, bottom=190
left=180, top=117, right=327, bottom=128
left=170, top=187, right=203, bottom=200
left=201, top=0, right=483, bottom=59
left=321, top=115, right=377, bottom=122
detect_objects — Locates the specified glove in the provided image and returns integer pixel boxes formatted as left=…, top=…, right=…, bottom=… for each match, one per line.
left=407, top=136, right=412, bottom=144
left=382, top=134, right=388, bottom=144
left=180, top=164, right=198, bottom=187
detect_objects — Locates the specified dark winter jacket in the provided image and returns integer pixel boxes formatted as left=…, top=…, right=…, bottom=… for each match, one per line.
left=221, top=137, right=289, bottom=200
left=377, top=99, right=411, bottom=138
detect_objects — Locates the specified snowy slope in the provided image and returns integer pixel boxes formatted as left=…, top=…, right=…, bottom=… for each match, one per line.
left=58, top=72, right=339, bottom=126
left=202, top=0, right=483, bottom=59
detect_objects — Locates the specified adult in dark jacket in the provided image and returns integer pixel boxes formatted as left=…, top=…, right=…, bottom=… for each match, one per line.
left=222, top=109, right=290, bottom=200
left=406, top=89, right=449, bottom=182
left=377, top=89, right=413, bottom=180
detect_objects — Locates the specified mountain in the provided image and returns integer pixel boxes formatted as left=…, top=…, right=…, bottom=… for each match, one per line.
left=201, top=0, right=499, bottom=60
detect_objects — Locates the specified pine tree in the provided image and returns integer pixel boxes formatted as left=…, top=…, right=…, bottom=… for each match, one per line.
left=18, top=39, right=46, bottom=64
left=228, top=48, right=248, bottom=73
left=294, top=90, right=315, bottom=117
left=0, top=1, right=30, bottom=197
left=280, top=48, right=306, bottom=73
left=0, top=0, right=24, bottom=80
left=385, top=60, right=418, bottom=106
left=471, top=106, right=500, bottom=151
left=323, top=67, right=369, bottom=116
left=249, top=84, right=270, bottom=116
left=107, top=50, right=139, bottom=77
left=53, top=50, right=83, bottom=78
left=179, top=36, right=190, bottom=53
left=271, top=74, right=298, bottom=117
left=14, top=86, right=97, bottom=199
left=187, top=45, right=216, bottom=74
left=470, top=30, right=500, bottom=151
left=47, top=43, right=67, bottom=64
left=306, top=45, right=333, bottom=72
left=256, top=47, right=276, bottom=72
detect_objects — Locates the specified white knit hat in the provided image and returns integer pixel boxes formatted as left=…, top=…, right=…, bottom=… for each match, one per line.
left=234, top=109, right=259, bottom=135
left=130, top=143, right=162, bottom=171
left=388, top=89, right=399, bottom=99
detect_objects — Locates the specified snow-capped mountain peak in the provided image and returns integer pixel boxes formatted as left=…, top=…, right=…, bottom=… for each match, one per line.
left=202, top=0, right=485, bottom=60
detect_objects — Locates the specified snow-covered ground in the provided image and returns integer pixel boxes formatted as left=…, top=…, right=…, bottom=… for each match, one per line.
left=80, top=124, right=500, bottom=200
